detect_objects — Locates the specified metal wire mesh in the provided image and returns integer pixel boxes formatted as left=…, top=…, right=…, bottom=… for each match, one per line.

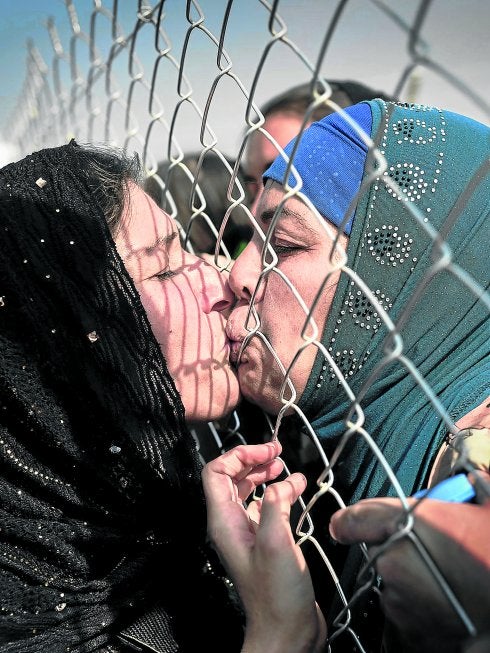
left=3, top=1, right=489, bottom=651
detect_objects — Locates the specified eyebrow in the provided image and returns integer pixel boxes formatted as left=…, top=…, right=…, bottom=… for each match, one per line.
left=260, top=205, right=316, bottom=236
left=124, top=230, right=178, bottom=261
left=144, top=230, right=178, bottom=255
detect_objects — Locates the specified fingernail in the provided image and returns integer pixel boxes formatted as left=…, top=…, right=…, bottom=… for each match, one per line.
left=329, top=512, right=343, bottom=540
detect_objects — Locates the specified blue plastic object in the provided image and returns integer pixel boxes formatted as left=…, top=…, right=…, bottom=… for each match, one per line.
left=412, top=473, right=475, bottom=503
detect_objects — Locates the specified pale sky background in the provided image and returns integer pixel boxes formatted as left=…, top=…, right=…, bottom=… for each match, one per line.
left=0, top=0, right=488, bottom=165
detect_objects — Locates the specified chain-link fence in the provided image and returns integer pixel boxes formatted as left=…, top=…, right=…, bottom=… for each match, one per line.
left=3, top=1, right=489, bottom=651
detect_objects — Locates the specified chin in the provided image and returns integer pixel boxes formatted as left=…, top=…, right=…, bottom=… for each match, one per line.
left=240, top=383, right=278, bottom=417
left=238, top=364, right=288, bottom=416
left=194, top=380, right=241, bottom=423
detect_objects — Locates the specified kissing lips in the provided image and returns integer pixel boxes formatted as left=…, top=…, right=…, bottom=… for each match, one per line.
left=229, top=339, right=245, bottom=366
left=226, top=320, right=246, bottom=366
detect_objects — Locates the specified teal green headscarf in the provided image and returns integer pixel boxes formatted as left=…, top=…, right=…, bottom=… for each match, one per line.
left=294, top=100, right=490, bottom=504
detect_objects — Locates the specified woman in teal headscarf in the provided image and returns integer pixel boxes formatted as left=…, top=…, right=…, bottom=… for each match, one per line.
left=223, top=99, right=489, bottom=651
left=229, top=98, right=489, bottom=501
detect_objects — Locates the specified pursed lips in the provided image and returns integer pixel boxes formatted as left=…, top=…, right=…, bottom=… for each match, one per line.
left=226, top=327, right=245, bottom=365
left=228, top=340, right=245, bottom=365
left=225, top=322, right=247, bottom=366
left=226, top=304, right=260, bottom=365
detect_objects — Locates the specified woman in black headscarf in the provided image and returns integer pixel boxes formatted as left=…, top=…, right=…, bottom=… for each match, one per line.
left=0, top=141, right=243, bottom=652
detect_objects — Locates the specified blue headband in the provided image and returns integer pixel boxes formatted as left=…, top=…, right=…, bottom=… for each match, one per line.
left=263, top=102, right=372, bottom=235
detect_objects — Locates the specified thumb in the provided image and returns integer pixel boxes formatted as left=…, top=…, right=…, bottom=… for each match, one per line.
left=329, top=498, right=406, bottom=545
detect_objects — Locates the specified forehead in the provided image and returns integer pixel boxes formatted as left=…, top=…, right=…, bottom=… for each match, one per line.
left=118, top=183, right=175, bottom=253
left=257, top=181, right=319, bottom=233
left=256, top=181, right=286, bottom=215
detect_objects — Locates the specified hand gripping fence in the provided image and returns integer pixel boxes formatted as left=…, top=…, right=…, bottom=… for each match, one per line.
left=3, top=2, right=490, bottom=651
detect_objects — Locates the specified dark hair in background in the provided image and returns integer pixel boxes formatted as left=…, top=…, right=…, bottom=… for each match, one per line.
left=145, top=152, right=253, bottom=258
left=261, top=80, right=396, bottom=122
left=242, top=80, right=396, bottom=201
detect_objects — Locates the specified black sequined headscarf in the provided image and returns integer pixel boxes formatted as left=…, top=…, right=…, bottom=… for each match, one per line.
left=0, top=142, right=242, bottom=652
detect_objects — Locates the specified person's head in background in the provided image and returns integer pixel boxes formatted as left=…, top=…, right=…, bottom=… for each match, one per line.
left=244, top=80, right=394, bottom=212
left=145, top=152, right=253, bottom=261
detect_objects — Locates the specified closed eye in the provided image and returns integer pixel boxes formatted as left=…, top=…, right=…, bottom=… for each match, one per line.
left=156, top=269, right=177, bottom=281
left=272, top=242, right=305, bottom=257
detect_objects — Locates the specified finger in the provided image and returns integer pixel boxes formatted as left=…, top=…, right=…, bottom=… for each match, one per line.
left=247, top=498, right=262, bottom=526
left=202, top=442, right=282, bottom=506
left=315, top=603, right=328, bottom=652
left=329, top=498, right=408, bottom=545
left=257, top=473, right=307, bottom=546
left=203, top=441, right=282, bottom=485
left=203, top=443, right=284, bottom=565
left=235, top=458, right=285, bottom=502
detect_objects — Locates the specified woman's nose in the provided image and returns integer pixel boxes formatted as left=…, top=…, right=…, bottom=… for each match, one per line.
left=229, top=239, right=265, bottom=303
left=200, top=261, right=236, bottom=314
